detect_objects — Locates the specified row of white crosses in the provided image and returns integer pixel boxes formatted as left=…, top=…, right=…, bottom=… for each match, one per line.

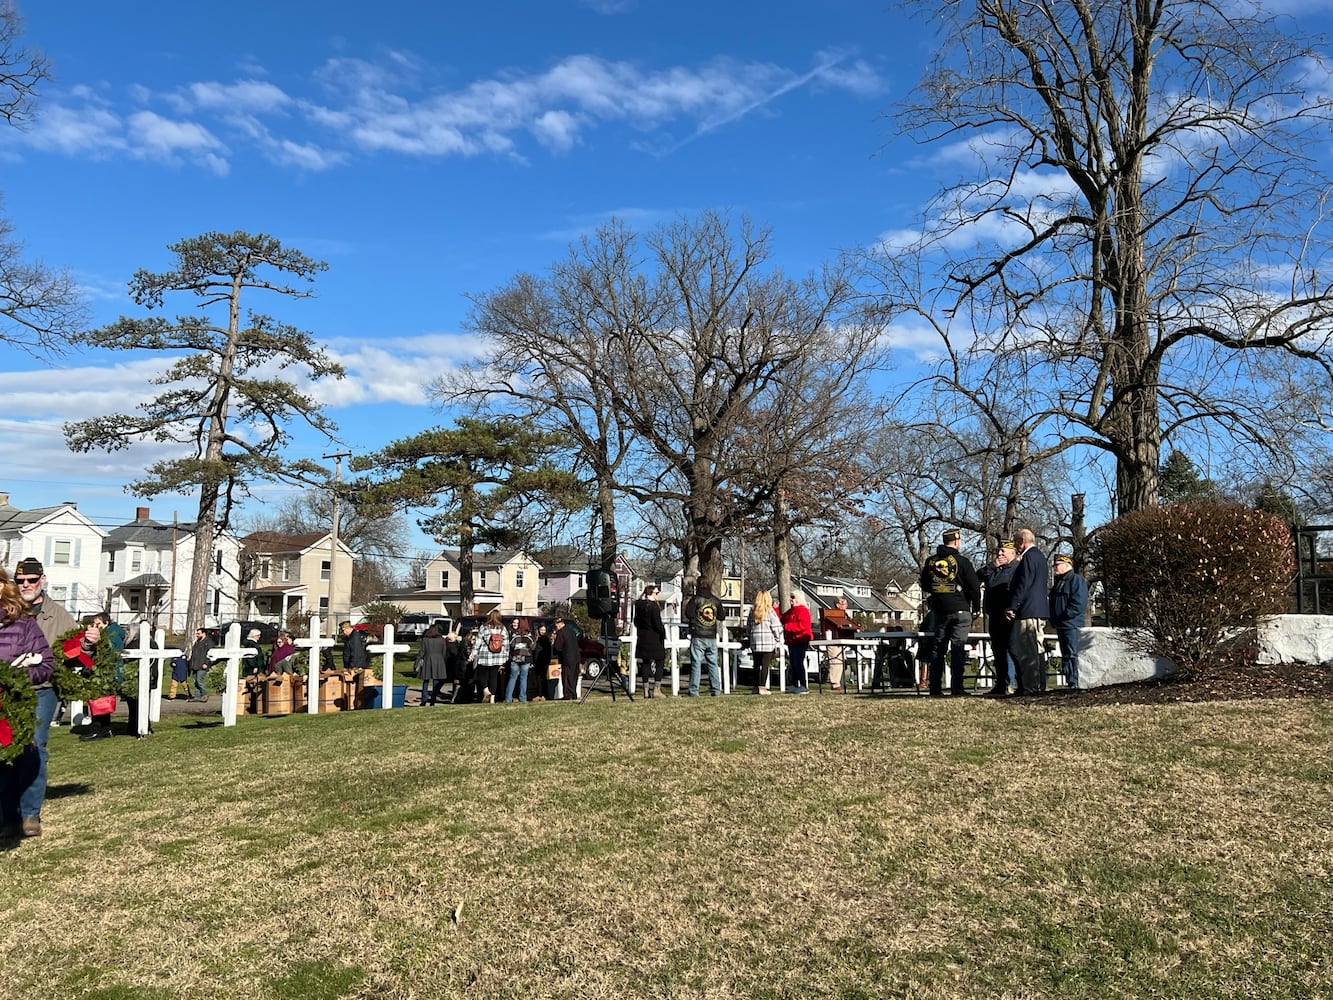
left=208, top=620, right=411, bottom=727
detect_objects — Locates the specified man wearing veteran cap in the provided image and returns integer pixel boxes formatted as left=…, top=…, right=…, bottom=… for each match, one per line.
left=1049, top=553, right=1089, bottom=690
left=979, top=541, right=1017, bottom=697
left=10, top=557, right=80, bottom=836
left=919, top=528, right=981, bottom=697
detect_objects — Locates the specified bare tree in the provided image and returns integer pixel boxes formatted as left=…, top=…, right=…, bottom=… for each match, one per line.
left=878, top=0, right=1333, bottom=515
left=603, top=211, right=868, bottom=592
left=0, top=5, right=85, bottom=353
left=444, top=222, right=649, bottom=574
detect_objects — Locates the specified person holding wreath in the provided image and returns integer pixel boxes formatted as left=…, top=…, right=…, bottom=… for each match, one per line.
left=0, top=565, right=55, bottom=838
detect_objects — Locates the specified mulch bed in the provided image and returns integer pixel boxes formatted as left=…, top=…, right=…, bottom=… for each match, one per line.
left=1035, top=660, right=1333, bottom=706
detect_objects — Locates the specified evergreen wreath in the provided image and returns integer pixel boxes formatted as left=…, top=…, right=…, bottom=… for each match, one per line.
left=51, top=626, right=120, bottom=703
left=0, top=658, right=37, bottom=765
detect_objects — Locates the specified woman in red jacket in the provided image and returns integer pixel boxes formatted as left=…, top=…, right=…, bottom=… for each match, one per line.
left=780, top=589, right=813, bottom=694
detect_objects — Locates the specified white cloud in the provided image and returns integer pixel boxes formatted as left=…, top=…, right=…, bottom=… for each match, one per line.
left=20, top=47, right=884, bottom=173
left=26, top=104, right=126, bottom=155
left=126, top=110, right=230, bottom=173
left=532, top=109, right=581, bottom=151
left=185, top=79, right=291, bottom=114
left=579, top=0, right=637, bottom=13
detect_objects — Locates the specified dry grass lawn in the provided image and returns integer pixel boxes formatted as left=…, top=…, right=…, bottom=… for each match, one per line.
left=1, top=693, right=1329, bottom=999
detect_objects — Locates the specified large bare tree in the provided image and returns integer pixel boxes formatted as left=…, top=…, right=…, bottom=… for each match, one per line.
left=600, top=211, right=869, bottom=592
left=443, top=222, right=649, bottom=574
left=877, top=0, right=1333, bottom=514
left=0, top=3, right=84, bottom=353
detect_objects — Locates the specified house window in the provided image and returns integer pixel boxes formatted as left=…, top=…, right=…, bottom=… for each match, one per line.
left=128, top=593, right=140, bottom=611
left=321, top=560, right=331, bottom=581
left=53, top=540, right=72, bottom=565
left=577, top=574, right=585, bottom=590
left=260, top=559, right=270, bottom=579
left=107, top=551, right=116, bottom=573
left=130, top=550, right=142, bottom=572
left=319, top=596, right=329, bottom=612
left=516, top=569, right=525, bottom=588
left=439, top=570, right=450, bottom=590
left=281, top=561, right=291, bottom=582
left=515, top=601, right=524, bottom=613
left=479, top=570, right=488, bottom=589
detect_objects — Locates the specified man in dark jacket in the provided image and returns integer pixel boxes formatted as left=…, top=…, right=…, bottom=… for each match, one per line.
left=551, top=617, right=581, bottom=701
left=340, top=621, right=369, bottom=669
left=1006, top=528, right=1051, bottom=694
left=187, top=627, right=214, bottom=701
left=1049, top=553, right=1089, bottom=690
left=978, top=542, right=1016, bottom=697
left=919, top=528, right=982, bottom=697
left=683, top=580, right=724, bottom=697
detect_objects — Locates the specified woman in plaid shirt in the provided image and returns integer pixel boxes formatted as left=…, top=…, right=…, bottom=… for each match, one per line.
left=469, top=609, right=509, bottom=704
left=747, top=589, right=783, bottom=695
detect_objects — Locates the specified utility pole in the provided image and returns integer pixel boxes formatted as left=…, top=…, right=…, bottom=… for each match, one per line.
left=324, top=452, right=351, bottom=632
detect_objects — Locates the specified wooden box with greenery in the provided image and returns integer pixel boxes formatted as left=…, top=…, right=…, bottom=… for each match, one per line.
left=1092, top=501, right=1294, bottom=679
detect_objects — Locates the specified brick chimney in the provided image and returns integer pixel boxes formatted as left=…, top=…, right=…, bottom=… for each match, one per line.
left=136, top=506, right=150, bottom=521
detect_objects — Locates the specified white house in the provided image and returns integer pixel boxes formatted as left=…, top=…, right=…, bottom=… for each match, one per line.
left=0, top=493, right=107, bottom=619
left=101, top=506, right=242, bottom=629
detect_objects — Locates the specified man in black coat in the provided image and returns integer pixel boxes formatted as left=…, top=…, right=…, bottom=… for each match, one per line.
left=552, top=617, right=581, bottom=701
left=919, top=528, right=982, bottom=697
left=978, top=541, right=1017, bottom=697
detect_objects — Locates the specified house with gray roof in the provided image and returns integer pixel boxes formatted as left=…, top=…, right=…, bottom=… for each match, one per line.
left=0, top=493, right=106, bottom=619
left=101, top=505, right=242, bottom=630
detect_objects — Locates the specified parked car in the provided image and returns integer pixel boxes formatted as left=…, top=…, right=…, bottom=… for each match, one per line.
left=395, top=613, right=435, bottom=640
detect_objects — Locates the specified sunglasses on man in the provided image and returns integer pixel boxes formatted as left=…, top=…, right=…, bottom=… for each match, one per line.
left=14, top=575, right=40, bottom=584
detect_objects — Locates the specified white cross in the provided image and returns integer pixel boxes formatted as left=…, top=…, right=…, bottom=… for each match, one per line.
left=123, top=621, right=177, bottom=736
left=367, top=624, right=410, bottom=712
left=208, top=622, right=260, bottom=726
left=295, top=618, right=337, bottom=715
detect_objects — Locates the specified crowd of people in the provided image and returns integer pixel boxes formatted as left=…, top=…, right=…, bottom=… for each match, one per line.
left=925, top=526, right=1088, bottom=697
left=0, top=530, right=1087, bottom=841
left=409, top=610, right=585, bottom=706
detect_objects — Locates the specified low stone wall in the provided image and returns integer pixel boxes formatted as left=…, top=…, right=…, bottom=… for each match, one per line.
left=1076, top=627, right=1175, bottom=689
left=1256, top=615, right=1333, bottom=665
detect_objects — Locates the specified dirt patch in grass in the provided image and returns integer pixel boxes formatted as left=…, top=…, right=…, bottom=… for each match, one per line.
left=1036, top=660, right=1333, bottom=706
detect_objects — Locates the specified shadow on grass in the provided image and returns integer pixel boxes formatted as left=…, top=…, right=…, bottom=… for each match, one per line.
left=46, top=781, right=94, bottom=800
left=184, top=720, right=224, bottom=729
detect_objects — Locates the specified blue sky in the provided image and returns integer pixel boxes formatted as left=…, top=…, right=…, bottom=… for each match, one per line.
left=0, top=0, right=933, bottom=554
left=2, top=0, right=1331, bottom=558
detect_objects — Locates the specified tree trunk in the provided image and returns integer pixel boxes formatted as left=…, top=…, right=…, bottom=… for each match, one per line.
left=772, top=490, right=793, bottom=611
left=597, top=472, right=617, bottom=571
left=185, top=269, right=243, bottom=636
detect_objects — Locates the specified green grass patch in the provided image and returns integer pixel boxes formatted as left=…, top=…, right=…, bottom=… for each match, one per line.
left=0, top=696, right=1329, bottom=999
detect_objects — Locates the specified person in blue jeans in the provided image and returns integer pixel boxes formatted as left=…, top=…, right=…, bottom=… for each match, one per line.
left=1048, top=553, right=1089, bottom=689
left=684, top=580, right=723, bottom=696
left=504, top=620, right=533, bottom=703
left=0, top=564, right=57, bottom=839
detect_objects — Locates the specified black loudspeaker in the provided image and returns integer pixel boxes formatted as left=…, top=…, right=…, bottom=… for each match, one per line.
left=586, top=568, right=619, bottom=619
